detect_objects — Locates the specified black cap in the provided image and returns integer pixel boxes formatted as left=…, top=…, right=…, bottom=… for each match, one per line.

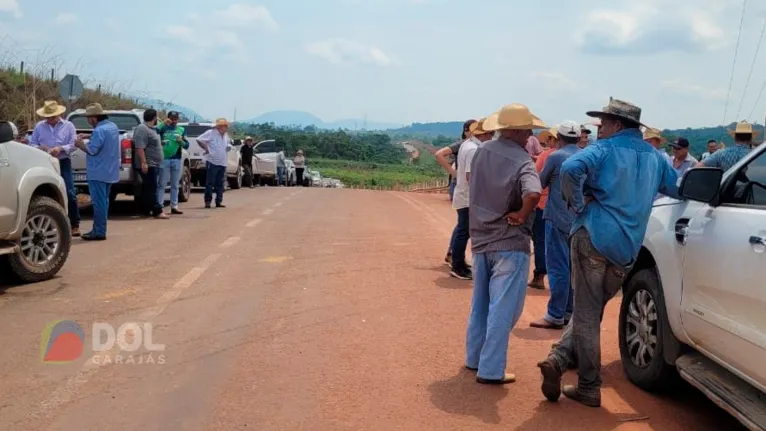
left=671, top=137, right=690, bottom=149
left=167, top=111, right=180, bottom=119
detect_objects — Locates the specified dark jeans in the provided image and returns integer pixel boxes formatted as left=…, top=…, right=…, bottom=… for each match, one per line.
left=295, top=168, right=304, bottom=186
left=532, top=208, right=546, bottom=276
left=139, top=167, right=163, bottom=216
left=449, top=181, right=456, bottom=201
left=204, top=162, right=226, bottom=205
left=243, top=163, right=254, bottom=187
left=549, top=228, right=628, bottom=398
left=59, top=158, right=81, bottom=228
left=277, top=166, right=286, bottom=185
left=451, top=207, right=470, bottom=270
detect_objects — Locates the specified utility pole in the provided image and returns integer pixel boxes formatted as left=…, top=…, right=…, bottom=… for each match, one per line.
left=233, top=107, right=237, bottom=123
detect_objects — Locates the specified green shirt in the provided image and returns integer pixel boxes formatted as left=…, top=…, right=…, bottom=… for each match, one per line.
left=158, top=123, right=186, bottom=159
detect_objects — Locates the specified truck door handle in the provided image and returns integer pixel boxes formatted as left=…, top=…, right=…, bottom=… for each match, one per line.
left=749, top=236, right=765, bottom=246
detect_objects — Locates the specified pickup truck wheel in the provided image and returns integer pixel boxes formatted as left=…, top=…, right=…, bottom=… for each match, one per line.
left=8, top=196, right=71, bottom=283
left=228, top=165, right=243, bottom=190
left=619, top=268, right=678, bottom=392
left=179, top=165, right=191, bottom=202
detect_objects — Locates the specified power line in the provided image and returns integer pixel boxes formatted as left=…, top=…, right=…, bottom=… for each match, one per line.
left=748, top=77, right=766, bottom=121
left=736, top=14, right=766, bottom=120
left=721, top=0, right=748, bottom=136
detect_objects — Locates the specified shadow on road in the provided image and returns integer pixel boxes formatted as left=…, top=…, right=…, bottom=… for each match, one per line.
left=512, top=327, right=563, bottom=341
left=433, top=276, right=472, bottom=290
left=428, top=367, right=508, bottom=424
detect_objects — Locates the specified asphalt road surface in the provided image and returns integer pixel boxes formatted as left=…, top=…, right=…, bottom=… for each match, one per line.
left=0, top=188, right=746, bottom=431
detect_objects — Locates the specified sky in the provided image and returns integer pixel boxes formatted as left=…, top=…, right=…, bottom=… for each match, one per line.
left=2, top=0, right=766, bottom=129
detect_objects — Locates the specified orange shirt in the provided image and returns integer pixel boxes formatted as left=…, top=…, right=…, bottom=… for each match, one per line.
left=535, top=148, right=554, bottom=209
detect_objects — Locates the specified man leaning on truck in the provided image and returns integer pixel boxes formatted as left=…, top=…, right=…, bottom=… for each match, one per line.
left=29, top=100, right=82, bottom=237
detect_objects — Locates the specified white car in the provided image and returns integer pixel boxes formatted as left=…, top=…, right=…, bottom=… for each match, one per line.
left=0, top=122, right=71, bottom=283
left=620, top=142, right=766, bottom=430
left=181, top=122, right=243, bottom=190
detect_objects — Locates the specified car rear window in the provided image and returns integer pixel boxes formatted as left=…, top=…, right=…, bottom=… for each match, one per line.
left=182, top=125, right=213, bottom=137
left=69, top=114, right=141, bottom=131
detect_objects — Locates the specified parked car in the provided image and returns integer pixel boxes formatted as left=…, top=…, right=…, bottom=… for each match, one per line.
left=65, top=109, right=191, bottom=205
left=620, top=144, right=766, bottom=430
left=311, top=170, right=322, bottom=187
left=251, top=139, right=277, bottom=186
left=181, top=122, right=242, bottom=190
left=0, top=122, right=71, bottom=283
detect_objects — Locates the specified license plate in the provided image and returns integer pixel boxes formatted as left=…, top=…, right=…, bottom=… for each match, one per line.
left=74, top=174, right=87, bottom=182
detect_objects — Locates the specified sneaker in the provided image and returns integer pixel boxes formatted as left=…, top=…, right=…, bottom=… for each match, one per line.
left=171, top=208, right=183, bottom=215
left=71, top=227, right=81, bottom=237
left=477, top=373, right=516, bottom=385
left=562, top=385, right=601, bottom=408
left=450, top=266, right=472, bottom=280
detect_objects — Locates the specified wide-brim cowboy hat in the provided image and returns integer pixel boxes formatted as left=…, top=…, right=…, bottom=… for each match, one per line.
left=728, top=121, right=760, bottom=139
left=36, top=100, right=66, bottom=118
left=483, top=104, right=547, bottom=132
left=538, top=127, right=559, bottom=142
left=84, top=103, right=106, bottom=117
left=643, top=127, right=667, bottom=144
left=215, top=118, right=229, bottom=127
left=470, top=118, right=492, bottom=136
left=586, top=97, right=645, bottom=127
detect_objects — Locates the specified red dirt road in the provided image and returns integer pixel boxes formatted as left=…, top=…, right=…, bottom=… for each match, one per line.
left=0, top=188, right=745, bottom=431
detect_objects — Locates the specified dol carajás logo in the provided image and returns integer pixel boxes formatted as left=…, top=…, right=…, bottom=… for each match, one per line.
left=41, top=320, right=85, bottom=363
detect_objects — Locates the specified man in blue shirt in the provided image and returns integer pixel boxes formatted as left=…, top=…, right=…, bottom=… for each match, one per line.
left=699, top=121, right=757, bottom=172
left=537, top=98, right=679, bottom=408
left=529, top=121, right=581, bottom=330
left=74, top=103, right=120, bottom=241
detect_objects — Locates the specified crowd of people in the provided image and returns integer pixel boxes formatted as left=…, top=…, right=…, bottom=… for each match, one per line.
left=22, top=100, right=312, bottom=241
left=436, top=98, right=760, bottom=408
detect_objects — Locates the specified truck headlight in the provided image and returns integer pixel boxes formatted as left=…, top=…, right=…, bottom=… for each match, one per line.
left=49, top=155, right=61, bottom=175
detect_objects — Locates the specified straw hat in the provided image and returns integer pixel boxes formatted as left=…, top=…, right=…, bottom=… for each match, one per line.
left=83, top=103, right=106, bottom=117
left=36, top=100, right=66, bottom=118
left=482, top=104, right=547, bottom=132
left=643, top=127, right=666, bottom=144
left=538, top=127, right=559, bottom=143
left=728, top=121, right=759, bottom=138
left=215, top=118, right=229, bottom=127
left=470, top=118, right=491, bottom=136
left=586, top=97, right=644, bottom=127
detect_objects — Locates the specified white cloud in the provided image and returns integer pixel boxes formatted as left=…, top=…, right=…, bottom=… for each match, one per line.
left=0, top=0, right=21, bottom=18
left=215, top=4, right=279, bottom=31
left=662, top=79, right=727, bottom=101
left=528, top=71, right=581, bottom=90
left=165, top=25, right=242, bottom=49
left=166, top=25, right=195, bottom=43
left=305, top=39, right=393, bottom=67
left=577, top=0, right=728, bottom=54
left=54, top=13, right=78, bottom=24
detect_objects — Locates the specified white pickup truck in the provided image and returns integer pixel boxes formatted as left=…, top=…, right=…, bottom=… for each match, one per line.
left=620, top=142, right=766, bottom=430
left=65, top=109, right=191, bottom=205
left=180, top=122, right=242, bottom=190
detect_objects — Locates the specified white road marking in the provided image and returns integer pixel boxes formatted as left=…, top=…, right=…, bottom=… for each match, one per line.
left=219, top=236, right=241, bottom=248
left=37, top=252, right=223, bottom=417
left=262, top=208, right=274, bottom=215
left=246, top=218, right=262, bottom=228
left=274, top=202, right=283, bottom=207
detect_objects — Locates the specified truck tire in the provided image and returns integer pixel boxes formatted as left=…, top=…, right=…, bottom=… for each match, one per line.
left=228, top=164, right=243, bottom=190
left=8, top=196, right=71, bottom=283
left=179, top=165, right=192, bottom=202
left=619, top=268, right=679, bottom=392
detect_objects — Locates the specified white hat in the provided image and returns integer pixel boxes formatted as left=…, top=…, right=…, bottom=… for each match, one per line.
left=558, top=120, right=580, bottom=138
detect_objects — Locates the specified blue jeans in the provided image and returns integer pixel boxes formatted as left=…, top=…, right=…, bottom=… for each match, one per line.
left=466, top=251, right=529, bottom=380
left=451, top=207, right=470, bottom=269
left=532, top=208, right=546, bottom=276
left=544, top=221, right=573, bottom=325
left=157, top=158, right=182, bottom=208
left=277, top=167, right=286, bottom=185
left=87, top=180, right=111, bottom=237
left=59, top=158, right=81, bottom=228
left=204, top=162, right=226, bottom=205
left=449, top=181, right=456, bottom=201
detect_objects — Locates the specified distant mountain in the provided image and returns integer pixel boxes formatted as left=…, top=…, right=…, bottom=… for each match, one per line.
left=136, top=98, right=208, bottom=122
left=242, top=110, right=403, bottom=131
left=392, top=121, right=464, bottom=137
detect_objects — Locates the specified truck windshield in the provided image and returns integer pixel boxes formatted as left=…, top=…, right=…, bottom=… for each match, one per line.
left=182, top=125, right=213, bottom=138
left=69, top=114, right=140, bottom=131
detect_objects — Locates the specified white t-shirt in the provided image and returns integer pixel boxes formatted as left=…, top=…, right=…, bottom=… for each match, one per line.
left=197, top=129, right=229, bottom=167
left=452, top=138, right=479, bottom=210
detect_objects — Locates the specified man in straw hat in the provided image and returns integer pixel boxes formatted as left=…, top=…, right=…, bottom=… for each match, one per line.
left=73, top=103, right=121, bottom=241
left=448, top=118, right=493, bottom=280
left=698, top=121, right=759, bottom=172
left=29, top=100, right=82, bottom=236
left=643, top=127, right=671, bottom=165
left=528, top=127, right=558, bottom=290
left=464, top=103, right=543, bottom=385
left=537, top=98, right=679, bottom=407
left=196, top=118, right=230, bottom=208
left=529, top=121, right=582, bottom=330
